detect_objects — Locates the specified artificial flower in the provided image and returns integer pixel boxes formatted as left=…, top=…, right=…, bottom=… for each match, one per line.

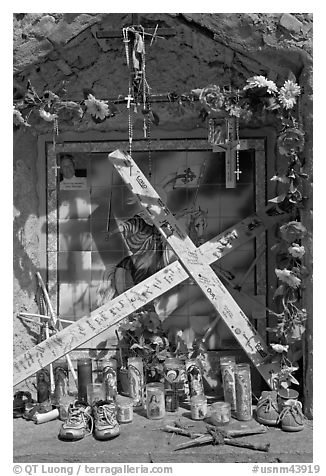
left=43, top=90, right=60, bottom=105
left=57, top=101, right=84, bottom=122
left=226, top=104, right=242, bottom=117
left=243, top=75, right=278, bottom=94
left=288, top=243, right=305, bottom=259
left=39, top=108, right=58, bottom=122
left=13, top=107, right=30, bottom=127
left=270, top=343, right=289, bottom=353
left=277, top=127, right=305, bottom=156
left=84, top=94, right=110, bottom=120
left=199, top=85, right=225, bottom=115
left=278, top=80, right=301, bottom=109
left=270, top=175, right=290, bottom=183
left=280, top=221, right=307, bottom=242
left=275, top=268, right=301, bottom=288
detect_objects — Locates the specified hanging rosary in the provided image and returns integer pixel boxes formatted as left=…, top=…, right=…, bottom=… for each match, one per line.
left=123, top=24, right=154, bottom=180
left=234, top=89, right=242, bottom=181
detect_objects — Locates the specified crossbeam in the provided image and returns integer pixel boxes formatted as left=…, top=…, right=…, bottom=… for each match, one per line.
left=13, top=177, right=287, bottom=386
left=109, top=149, right=282, bottom=387
left=96, top=28, right=176, bottom=39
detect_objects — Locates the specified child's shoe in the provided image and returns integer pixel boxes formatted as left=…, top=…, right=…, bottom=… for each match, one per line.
left=256, top=390, right=279, bottom=426
left=277, top=399, right=305, bottom=432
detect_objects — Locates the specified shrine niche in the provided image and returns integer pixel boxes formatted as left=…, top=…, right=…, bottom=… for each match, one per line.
left=13, top=12, right=312, bottom=425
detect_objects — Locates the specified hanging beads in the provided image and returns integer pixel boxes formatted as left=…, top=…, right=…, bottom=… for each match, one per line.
left=128, top=105, right=133, bottom=158
left=53, top=116, right=59, bottom=150
left=234, top=90, right=242, bottom=181
left=123, top=28, right=130, bottom=67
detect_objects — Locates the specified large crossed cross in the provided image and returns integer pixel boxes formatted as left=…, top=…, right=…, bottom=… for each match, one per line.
left=13, top=150, right=287, bottom=387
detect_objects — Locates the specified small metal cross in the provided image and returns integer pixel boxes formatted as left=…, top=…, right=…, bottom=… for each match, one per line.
left=234, top=168, right=242, bottom=180
left=52, top=164, right=61, bottom=178
left=125, top=94, right=134, bottom=109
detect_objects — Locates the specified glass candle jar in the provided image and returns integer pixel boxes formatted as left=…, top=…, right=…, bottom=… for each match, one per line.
left=53, top=360, right=69, bottom=405
left=86, top=383, right=106, bottom=405
left=220, top=356, right=237, bottom=412
left=165, top=383, right=179, bottom=412
left=101, top=358, right=118, bottom=402
left=186, top=359, right=204, bottom=397
left=116, top=396, right=133, bottom=423
left=210, top=401, right=231, bottom=425
left=235, top=363, right=252, bottom=421
left=146, top=382, right=165, bottom=420
left=190, top=395, right=207, bottom=420
left=77, top=358, right=92, bottom=404
left=164, top=357, right=189, bottom=400
left=128, top=357, right=144, bottom=407
left=118, top=367, right=130, bottom=396
left=77, top=358, right=92, bottom=403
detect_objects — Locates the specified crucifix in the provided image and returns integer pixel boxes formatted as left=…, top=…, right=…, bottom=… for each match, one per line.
left=211, top=117, right=240, bottom=189
left=13, top=148, right=288, bottom=388
left=234, top=166, right=242, bottom=180
left=51, top=163, right=61, bottom=178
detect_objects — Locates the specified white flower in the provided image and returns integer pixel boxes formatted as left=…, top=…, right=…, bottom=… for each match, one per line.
left=278, top=80, right=301, bottom=109
left=270, top=175, right=290, bottom=183
left=270, top=343, right=289, bottom=353
left=13, top=107, right=30, bottom=127
left=275, top=268, right=301, bottom=288
left=84, top=94, right=110, bottom=120
left=39, top=108, right=58, bottom=122
left=243, top=75, right=278, bottom=94
left=288, top=243, right=305, bottom=259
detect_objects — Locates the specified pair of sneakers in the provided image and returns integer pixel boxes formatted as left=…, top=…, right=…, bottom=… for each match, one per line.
left=256, top=391, right=305, bottom=432
left=58, top=400, right=120, bottom=441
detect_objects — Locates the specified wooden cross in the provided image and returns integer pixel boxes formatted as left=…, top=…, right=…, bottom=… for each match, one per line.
left=12, top=149, right=288, bottom=388
left=213, top=141, right=238, bottom=189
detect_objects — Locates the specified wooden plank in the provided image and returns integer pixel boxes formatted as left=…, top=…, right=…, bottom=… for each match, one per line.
left=109, top=149, right=282, bottom=387
left=13, top=192, right=287, bottom=386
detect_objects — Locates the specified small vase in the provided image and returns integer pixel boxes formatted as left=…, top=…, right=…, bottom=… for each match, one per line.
left=277, top=388, right=299, bottom=410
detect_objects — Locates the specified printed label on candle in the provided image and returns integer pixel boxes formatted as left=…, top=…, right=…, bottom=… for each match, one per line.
left=103, top=364, right=117, bottom=400
left=128, top=364, right=143, bottom=407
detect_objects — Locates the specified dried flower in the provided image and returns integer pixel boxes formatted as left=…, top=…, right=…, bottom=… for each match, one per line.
left=277, top=128, right=305, bottom=156
left=84, top=94, right=110, bottom=120
left=243, top=75, right=278, bottom=94
left=278, top=80, right=301, bottom=109
left=275, top=268, right=301, bottom=288
left=288, top=243, right=305, bottom=259
left=39, top=108, right=58, bottom=122
left=270, top=343, right=289, bottom=353
left=199, top=85, right=225, bottom=115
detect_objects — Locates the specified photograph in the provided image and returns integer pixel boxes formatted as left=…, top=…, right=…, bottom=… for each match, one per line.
left=12, top=11, right=314, bottom=470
